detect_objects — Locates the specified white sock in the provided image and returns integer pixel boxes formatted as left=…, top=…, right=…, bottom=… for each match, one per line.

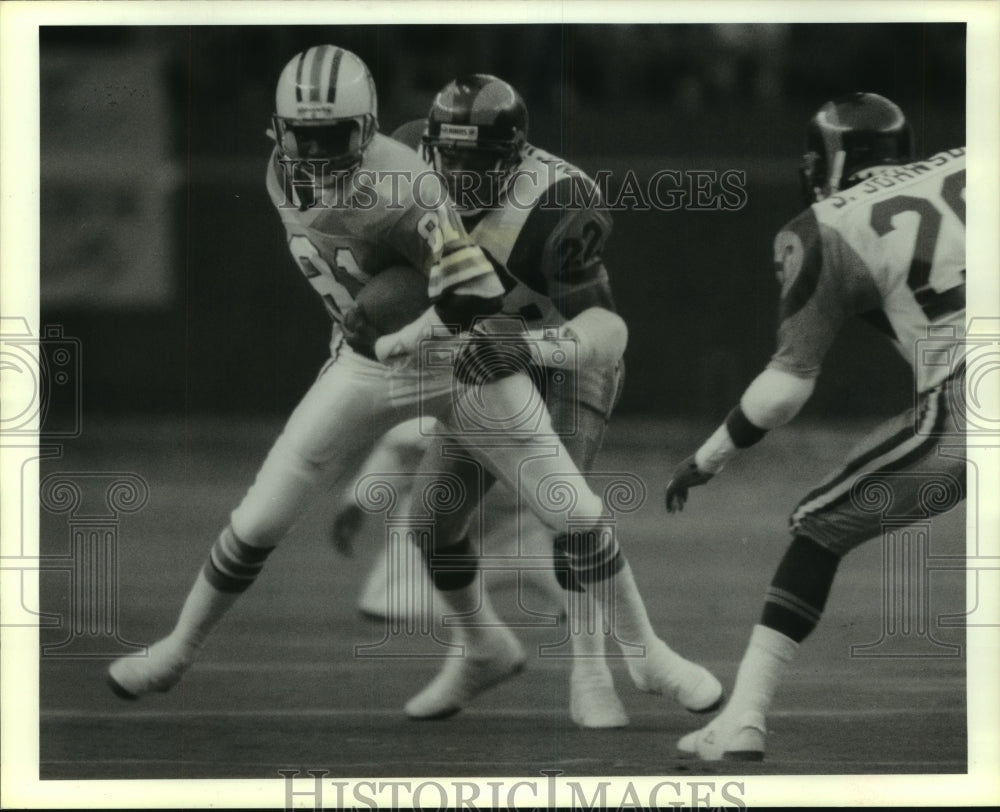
left=169, top=570, right=242, bottom=656
left=724, top=624, right=799, bottom=718
left=599, top=563, right=659, bottom=652
left=568, top=589, right=610, bottom=673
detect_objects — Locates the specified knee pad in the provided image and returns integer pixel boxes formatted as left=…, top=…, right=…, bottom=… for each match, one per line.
left=564, top=521, right=623, bottom=584
left=552, top=533, right=584, bottom=592
left=423, top=536, right=477, bottom=591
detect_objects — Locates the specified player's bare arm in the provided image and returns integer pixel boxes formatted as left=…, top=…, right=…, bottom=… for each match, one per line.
left=665, top=189, right=869, bottom=512
left=674, top=93, right=967, bottom=763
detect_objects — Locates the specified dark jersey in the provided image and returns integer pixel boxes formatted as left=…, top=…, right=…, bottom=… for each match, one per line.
left=389, top=121, right=615, bottom=329
left=473, top=144, right=615, bottom=327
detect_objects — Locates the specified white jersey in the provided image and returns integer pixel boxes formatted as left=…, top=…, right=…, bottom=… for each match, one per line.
left=770, top=148, right=966, bottom=392
left=265, top=133, right=498, bottom=328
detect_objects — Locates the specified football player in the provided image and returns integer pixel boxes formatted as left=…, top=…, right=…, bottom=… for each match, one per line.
left=665, top=93, right=967, bottom=760
left=330, top=74, right=724, bottom=727
left=107, top=50, right=721, bottom=722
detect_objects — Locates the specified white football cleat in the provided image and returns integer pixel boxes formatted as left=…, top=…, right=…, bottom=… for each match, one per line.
left=107, top=636, right=191, bottom=700
left=570, top=667, right=629, bottom=729
left=405, top=629, right=526, bottom=720
left=677, top=710, right=767, bottom=761
left=627, top=639, right=724, bottom=713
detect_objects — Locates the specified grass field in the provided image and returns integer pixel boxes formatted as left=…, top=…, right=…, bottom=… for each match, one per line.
left=34, top=415, right=971, bottom=791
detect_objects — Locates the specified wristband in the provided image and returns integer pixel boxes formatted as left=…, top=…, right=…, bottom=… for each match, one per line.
left=724, top=404, right=769, bottom=449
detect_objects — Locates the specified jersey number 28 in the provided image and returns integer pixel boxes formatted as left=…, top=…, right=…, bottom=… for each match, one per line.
left=869, top=169, right=965, bottom=321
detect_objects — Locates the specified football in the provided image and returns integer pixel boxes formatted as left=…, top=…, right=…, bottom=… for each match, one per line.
left=354, top=265, right=430, bottom=336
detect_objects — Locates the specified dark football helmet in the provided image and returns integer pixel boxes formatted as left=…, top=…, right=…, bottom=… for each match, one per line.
left=423, top=74, right=528, bottom=213
left=799, top=92, right=913, bottom=205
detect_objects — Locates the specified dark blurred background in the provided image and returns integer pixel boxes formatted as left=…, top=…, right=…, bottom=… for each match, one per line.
left=39, top=24, right=965, bottom=421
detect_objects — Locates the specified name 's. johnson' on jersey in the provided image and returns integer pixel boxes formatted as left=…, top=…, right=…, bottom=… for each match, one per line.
left=770, top=148, right=966, bottom=393
left=264, top=133, right=496, bottom=325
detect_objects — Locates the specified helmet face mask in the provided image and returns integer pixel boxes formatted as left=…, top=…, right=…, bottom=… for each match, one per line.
left=422, top=74, right=527, bottom=214
left=799, top=92, right=912, bottom=206
left=427, top=142, right=516, bottom=213
left=273, top=118, right=367, bottom=178
left=434, top=143, right=511, bottom=175
left=272, top=46, right=378, bottom=184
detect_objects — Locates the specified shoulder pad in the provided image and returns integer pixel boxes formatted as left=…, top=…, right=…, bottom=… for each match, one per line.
left=773, top=208, right=824, bottom=320
left=389, top=119, right=427, bottom=153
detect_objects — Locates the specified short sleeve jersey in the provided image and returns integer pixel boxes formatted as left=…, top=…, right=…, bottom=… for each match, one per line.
left=265, top=132, right=497, bottom=325
left=469, top=145, right=615, bottom=328
left=388, top=121, right=615, bottom=329
left=769, top=148, right=966, bottom=393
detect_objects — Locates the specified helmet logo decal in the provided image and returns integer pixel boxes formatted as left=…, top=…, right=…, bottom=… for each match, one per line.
left=294, top=49, right=308, bottom=102
left=293, top=45, right=344, bottom=104
left=295, top=104, right=335, bottom=119
left=440, top=123, right=479, bottom=141
left=326, top=48, right=343, bottom=103
left=308, top=46, right=327, bottom=101
left=471, top=83, right=517, bottom=122
left=829, top=149, right=846, bottom=194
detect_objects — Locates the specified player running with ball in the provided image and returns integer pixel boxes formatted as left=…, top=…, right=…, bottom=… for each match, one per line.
left=665, top=93, right=967, bottom=761
left=108, top=48, right=721, bottom=721
left=330, top=74, right=713, bottom=727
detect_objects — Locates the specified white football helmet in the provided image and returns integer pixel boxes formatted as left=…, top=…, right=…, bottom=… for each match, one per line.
left=271, top=45, right=378, bottom=180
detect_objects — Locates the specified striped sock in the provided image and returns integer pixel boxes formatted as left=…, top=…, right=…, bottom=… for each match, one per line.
left=202, top=525, right=275, bottom=593
left=168, top=526, right=274, bottom=654
left=760, top=535, right=840, bottom=643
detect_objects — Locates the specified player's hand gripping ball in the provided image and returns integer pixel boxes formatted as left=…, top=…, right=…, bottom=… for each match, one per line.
left=342, top=265, right=430, bottom=357
left=664, top=455, right=714, bottom=513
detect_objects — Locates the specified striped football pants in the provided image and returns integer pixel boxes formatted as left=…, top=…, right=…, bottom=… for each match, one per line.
left=790, top=366, right=966, bottom=556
